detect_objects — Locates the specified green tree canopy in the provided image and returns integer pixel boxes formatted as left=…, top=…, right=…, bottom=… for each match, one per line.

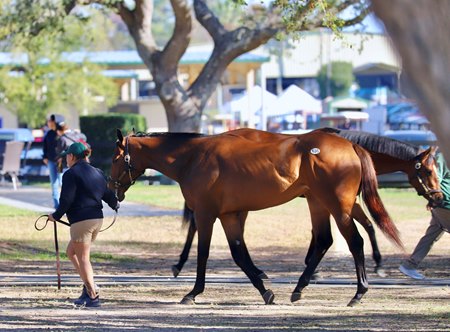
left=0, top=0, right=118, bottom=128
left=317, top=61, right=354, bottom=98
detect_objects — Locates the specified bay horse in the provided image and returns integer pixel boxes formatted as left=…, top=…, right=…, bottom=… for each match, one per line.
left=110, top=128, right=402, bottom=306
left=173, top=128, right=442, bottom=279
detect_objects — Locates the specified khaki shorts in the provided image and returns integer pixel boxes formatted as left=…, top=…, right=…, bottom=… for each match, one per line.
left=70, top=218, right=103, bottom=243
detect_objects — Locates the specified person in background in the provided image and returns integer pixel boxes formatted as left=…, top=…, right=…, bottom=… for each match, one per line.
left=42, top=114, right=64, bottom=208
left=55, top=121, right=89, bottom=171
left=48, top=142, right=119, bottom=307
left=399, top=151, right=449, bottom=279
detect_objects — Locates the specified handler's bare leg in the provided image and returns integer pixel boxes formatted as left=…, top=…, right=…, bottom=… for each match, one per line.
left=69, top=240, right=97, bottom=298
left=66, top=240, right=81, bottom=275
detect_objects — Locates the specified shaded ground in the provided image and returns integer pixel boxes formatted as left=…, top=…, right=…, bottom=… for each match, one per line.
left=0, top=281, right=449, bottom=331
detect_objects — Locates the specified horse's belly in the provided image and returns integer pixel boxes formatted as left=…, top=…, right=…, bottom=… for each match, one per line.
left=220, top=181, right=308, bottom=212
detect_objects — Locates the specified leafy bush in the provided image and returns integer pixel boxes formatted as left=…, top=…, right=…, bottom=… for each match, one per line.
left=80, top=113, right=147, bottom=174
left=317, top=61, right=354, bottom=99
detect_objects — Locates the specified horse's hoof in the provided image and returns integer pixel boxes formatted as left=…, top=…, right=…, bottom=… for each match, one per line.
left=263, top=289, right=275, bottom=304
left=347, top=298, right=361, bottom=307
left=180, top=296, right=195, bottom=305
left=258, top=272, right=269, bottom=280
left=290, top=292, right=302, bottom=303
left=171, top=265, right=180, bottom=278
left=375, top=267, right=387, bottom=278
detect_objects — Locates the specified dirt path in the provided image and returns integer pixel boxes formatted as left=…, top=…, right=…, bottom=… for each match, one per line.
left=0, top=283, right=449, bottom=331
left=1, top=250, right=449, bottom=332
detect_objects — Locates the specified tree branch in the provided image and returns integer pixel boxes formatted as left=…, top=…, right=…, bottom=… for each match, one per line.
left=63, top=0, right=77, bottom=14
left=194, top=0, right=227, bottom=43
left=160, top=0, right=192, bottom=73
left=190, top=16, right=279, bottom=109
left=270, top=0, right=369, bottom=31
left=118, top=0, right=158, bottom=70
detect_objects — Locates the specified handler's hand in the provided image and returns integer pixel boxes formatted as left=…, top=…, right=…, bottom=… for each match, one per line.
left=47, top=214, right=56, bottom=221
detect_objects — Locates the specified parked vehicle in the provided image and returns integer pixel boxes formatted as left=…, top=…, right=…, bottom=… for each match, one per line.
left=0, top=128, right=50, bottom=182
left=20, top=129, right=48, bottom=181
left=377, top=130, right=437, bottom=188
left=0, top=128, right=34, bottom=162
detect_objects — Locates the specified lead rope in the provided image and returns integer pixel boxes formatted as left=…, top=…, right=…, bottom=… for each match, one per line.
left=34, top=212, right=118, bottom=233
left=34, top=210, right=118, bottom=290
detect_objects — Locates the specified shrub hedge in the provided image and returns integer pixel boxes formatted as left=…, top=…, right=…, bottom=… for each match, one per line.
left=80, top=113, right=147, bottom=174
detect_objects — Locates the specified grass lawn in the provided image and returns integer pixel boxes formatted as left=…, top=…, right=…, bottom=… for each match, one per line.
left=0, top=185, right=438, bottom=264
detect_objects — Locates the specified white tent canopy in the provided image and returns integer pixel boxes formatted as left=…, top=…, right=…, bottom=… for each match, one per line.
left=227, top=85, right=278, bottom=121
left=276, top=85, right=322, bottom=114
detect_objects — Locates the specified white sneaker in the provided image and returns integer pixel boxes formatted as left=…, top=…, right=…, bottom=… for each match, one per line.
left=399, top=264, right=425, bottom=280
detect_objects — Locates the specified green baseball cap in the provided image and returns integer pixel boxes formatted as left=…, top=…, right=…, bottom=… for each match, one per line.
left=60, top=142, right=87, bottom=157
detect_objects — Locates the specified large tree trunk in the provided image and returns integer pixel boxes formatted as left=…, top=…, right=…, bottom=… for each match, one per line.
left=372, top=0, right=450, bottom=165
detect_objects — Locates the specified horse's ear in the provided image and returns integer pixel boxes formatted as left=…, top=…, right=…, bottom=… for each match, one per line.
left=430, top=145, right=438, bottom=155
left=116, top=129, right=124, bottom=148
left=418, top=146, right=437, bottom=165
left=420, top=146, right=437, bottom=157
left=117, top=129, right=123, bottom=141
left=132, top=127, right=136, bottom=134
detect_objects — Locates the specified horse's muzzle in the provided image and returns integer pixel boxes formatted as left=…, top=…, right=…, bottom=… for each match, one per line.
left=426, top=191, right=444, bottom=208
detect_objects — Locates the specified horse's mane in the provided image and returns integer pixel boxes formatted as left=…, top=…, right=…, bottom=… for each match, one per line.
left=320, top=128, right=420, bottom=160
left=132, top=132, right=205, bottom=139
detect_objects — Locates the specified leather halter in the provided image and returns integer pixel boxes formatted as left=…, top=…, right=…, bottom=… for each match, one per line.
left=110, top=136, right=143, bottom=192
left=410, top=158, right=442, bottom=201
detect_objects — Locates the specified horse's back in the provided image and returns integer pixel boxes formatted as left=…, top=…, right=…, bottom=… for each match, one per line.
left=182, top=129, right=362, bottom=213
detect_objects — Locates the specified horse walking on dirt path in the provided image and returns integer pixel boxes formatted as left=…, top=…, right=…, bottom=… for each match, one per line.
left=110, top=128, right=402, bottom=306
left=174, top=128, right=442, bottom=279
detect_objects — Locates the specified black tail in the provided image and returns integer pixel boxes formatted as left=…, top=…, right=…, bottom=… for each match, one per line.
left=353, top=144, right=404, bottom=249
left=182, top=202, right=195, bottom=228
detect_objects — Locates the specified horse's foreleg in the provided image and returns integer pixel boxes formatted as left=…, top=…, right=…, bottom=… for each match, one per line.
left=292, top=198, right=332, bottom=303
left=335, top=212, right=368, bottom=307
left=180, top=214, right=214, bottom=305
left=172, top=217, right=197, bottom=278
left=220, top=213, right=274, bottom=304
left=352, top=203, right=385, bottom=277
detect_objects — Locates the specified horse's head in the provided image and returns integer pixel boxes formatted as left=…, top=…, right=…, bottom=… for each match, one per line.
left=410, top=146, right=443, bottom=207
left=109, top=129, right=142, bottom=201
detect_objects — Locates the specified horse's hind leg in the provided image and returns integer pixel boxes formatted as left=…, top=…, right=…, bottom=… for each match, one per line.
left=352, top=203, right=385, bottom=277
left=220, top=213, right=274, bottom=304
left=172, top=216, right=197, bottom=277
left=292, top=197, right=333, bottom=303
left=238, top=211, right=268, bottom=279
left=334, top=210, right=368, bottom=307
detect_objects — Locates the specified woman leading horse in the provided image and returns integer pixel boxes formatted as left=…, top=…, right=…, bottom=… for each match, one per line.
left=110, top=128, right=402, bottom=306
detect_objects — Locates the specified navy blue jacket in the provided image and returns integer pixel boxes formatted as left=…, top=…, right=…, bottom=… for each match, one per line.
left=42, top=129, right=58, bottom=162
left=53, top=160, right=118, bottom=224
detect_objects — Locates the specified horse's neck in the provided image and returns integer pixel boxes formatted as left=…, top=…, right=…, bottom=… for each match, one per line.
left=136, top=136, right=195, bottom=181
left=371, top=152, right=413, bottom=175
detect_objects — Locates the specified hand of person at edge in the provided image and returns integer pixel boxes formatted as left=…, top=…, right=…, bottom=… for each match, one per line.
left=47, top=214, right=56, bottom=221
